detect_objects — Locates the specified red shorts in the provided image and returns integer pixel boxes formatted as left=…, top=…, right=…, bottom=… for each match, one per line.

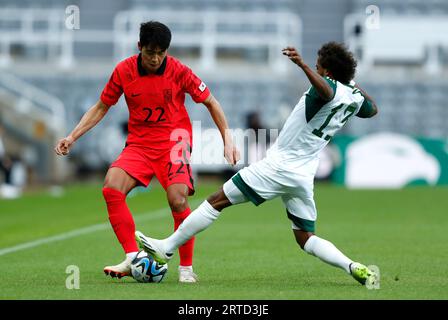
left=110, top=144, right=195, bottom=195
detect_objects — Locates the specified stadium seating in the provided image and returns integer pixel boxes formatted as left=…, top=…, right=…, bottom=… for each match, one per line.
left=351, top=0, right=448, bottom=15
left=113, top=9, right=301, bottom=72
left=345, top=2, right=448, bottom=71
left=341, top=81, right=448, bottom=138
left=1, top=0, right=447, bottom=178
left=130, top=0, right=297, bottom=11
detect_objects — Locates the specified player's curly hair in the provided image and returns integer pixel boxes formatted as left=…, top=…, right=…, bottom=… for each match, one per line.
left=318, top=42, right=357, bottom=84
left=140, top=21, right=172, bottom=50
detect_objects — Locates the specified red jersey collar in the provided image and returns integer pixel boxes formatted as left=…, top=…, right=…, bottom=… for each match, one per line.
left=137, top=53, right=167, bottom=76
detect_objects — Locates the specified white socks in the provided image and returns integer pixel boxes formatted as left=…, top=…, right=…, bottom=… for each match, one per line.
left=164, top=200, right=221, bottom=253
left=303, top=235, right=353, bottom=274
left=159, top=201, right=353, bottom=276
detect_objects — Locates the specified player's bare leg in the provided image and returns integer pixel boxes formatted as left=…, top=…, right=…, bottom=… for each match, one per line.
left=103, top=167, right=139, bottom=278
left=293, top=229, right=378, bottom=286
left=166, top=183, right=199, bottom=283
left=136, top=187, right=234, bottom=264
left=206, top=187, right=234, bottom=211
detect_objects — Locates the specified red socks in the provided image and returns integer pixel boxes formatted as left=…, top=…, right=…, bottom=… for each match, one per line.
left=102, top=187, right=195, bottom=266
left=172, top=207, right=195, bottom=267
left=102, top=188, right=138, bottom=254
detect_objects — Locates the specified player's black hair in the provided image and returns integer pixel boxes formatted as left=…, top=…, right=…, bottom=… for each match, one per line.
left=139, top=21, right=172, bottom=51
left=318, top=42, right=357, bottom=84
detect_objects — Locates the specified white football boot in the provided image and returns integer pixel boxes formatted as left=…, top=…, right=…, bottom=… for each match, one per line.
left=103, top=256, right=133, bottom=279
left=178, top=266, right=199, bottom=283
left=135, top=231, right=173, bottom=264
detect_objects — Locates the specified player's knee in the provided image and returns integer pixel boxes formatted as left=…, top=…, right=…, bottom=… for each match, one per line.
left=103, top=168, right=137, bottom=194
left=103, top=180, right=126, bottom=194
left=207, top=188, right=232, bottom=212
left=293, top=230, right=314, bottom=250
left=297, top=239, right=307, bottom=250
left=168, top=195, right=188, bottom=212
left=294, top=236, right=305, bottom=250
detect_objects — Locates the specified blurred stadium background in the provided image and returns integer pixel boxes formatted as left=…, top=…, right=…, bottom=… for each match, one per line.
left=0, top=0, right=447, bottom=195
left=1, top=0, right=448, bottom=301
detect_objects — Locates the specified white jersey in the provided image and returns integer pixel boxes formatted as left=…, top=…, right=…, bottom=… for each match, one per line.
left=267, top=77, right=369, bottom=170
left=224, top=77, right=374, bottom=230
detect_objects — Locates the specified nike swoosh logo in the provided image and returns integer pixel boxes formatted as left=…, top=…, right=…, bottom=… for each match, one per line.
left=131, top=93, right=142, bottom=97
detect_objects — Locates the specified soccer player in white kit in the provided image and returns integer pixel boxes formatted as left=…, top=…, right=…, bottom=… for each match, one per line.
left=136, top=42, right=379, bottom=286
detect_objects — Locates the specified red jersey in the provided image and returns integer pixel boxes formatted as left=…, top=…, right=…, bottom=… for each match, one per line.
left=100, top=54, right=210, bottom=152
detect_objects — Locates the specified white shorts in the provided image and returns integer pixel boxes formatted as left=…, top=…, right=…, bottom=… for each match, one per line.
left=223, top=156, right=318, bottom=232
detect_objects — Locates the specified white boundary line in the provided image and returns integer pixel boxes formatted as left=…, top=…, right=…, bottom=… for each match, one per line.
left=0, top=199, right=202, bottom=257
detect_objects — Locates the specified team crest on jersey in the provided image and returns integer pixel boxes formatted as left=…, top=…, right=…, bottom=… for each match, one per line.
left=163, top=89, right=172, bottom=103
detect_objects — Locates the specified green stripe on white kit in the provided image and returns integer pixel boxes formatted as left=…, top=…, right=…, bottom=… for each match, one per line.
left=232, top=173, right=265, bottom=206
left=287, top=210, right=315, bottom=232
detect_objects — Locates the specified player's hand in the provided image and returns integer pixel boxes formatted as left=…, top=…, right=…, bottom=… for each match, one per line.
left=54, top=136, right=74, bottom=156
left=224, top=143, right=240, bottom=166
left=282, top=47, right=305, bottom=67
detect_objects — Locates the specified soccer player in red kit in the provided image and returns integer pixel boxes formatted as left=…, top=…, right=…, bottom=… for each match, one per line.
left=55, top=21, right=240, bottom=283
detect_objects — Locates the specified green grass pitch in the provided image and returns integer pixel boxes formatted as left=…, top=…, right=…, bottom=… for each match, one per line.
left=0, top=181, right=447, bottom=299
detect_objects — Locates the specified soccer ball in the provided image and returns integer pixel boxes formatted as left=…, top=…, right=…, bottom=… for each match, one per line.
left=130, top=251, right=168, bottom=283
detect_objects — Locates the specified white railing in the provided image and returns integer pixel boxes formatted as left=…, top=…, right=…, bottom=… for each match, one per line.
left=344, top=14, right=448, bottom=74
left=0, top=9, right=74, bottom=67
left=115, top=10, right=302, bottom=72
left=0, top=8, right=302, bottom=73
left=0, top=72, right=68, bottom=183
left=0, top=72, right=66, bottom=134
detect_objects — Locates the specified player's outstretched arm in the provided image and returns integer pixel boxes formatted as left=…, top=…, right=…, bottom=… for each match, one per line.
left=54, top=99, right=111, bottom=156
left=353, top=83, right=378, bottom=118
left=202, top=94, right=240, bottom=166
left=282, top=46, right=334, bottom=101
